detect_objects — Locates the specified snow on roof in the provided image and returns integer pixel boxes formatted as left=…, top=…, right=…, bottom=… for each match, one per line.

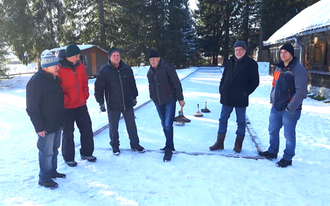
left=264, top=0, right=330, bottom=46
left=51, top=44, right=107, bottom=53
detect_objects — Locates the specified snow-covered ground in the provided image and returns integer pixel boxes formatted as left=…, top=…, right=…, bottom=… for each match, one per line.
left=0, top=62, right=330, bottom=206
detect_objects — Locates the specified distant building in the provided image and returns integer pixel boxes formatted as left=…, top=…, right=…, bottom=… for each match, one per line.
left=51, top=45, right=108, bottom=77
left=262, top=0, right=330, bottom=99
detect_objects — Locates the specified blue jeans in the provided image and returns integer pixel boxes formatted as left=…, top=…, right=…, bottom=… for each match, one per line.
left=37, top=128, right=61, bottom=182
left=267, top=107, right=301, bottom=161
left=156, top=102, right=176, bottom=151
left=218, top=105, right=246, bottom=136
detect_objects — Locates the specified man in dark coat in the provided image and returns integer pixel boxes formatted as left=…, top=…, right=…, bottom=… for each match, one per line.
left=26, top=50, right=66, bottom=189
left=209, top=41, right=259, bottom=153
left=147, top=49, right=185, bottom=162
left=94, top=47, right=145, bottom=155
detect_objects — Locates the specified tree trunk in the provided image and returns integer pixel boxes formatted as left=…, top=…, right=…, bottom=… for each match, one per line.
left=242, top=0, right=250, bottom=45
left=223, top=2, right=230, bottom=62
left=258, top=25, right=263, bottom=62
left=98, top=0, right=106, bottom=48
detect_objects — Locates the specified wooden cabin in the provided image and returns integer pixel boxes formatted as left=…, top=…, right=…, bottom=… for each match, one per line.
left=262, top=0, right=330, bottom=99
left=51, top=45, right=108, bottom=77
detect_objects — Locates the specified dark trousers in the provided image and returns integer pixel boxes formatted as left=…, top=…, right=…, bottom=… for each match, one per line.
left=107, top=107, right=140, bottom=148
left=156, top=101, right=176, bottom=151
left=62, top=105, right=94, bottom=161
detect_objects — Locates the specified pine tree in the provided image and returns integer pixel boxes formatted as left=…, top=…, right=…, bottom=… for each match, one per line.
left=1, top=0, right=34, bottom=63
left=0, top=4, right=9, bottom=78
left=1, top=0, right=64, bottom=66
left=232, top=0, right=261, bottom=55
left=0, top=35, right=9, bottom=79
left=60, top=0, right=98, bottom=46
left=29, top=0, right=63, bottom=66
left=195, top=0, right=236, bottom=65
left=162, top=0, right=197, bottom=68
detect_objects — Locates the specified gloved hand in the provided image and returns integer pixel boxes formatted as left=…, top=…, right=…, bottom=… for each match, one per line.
left=133, top=98, right=137, bottom=106
left=100, top=103, right=106, bottom=112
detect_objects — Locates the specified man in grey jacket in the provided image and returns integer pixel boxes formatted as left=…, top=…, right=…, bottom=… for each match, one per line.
left=147, top=49, right=185, bottom=162
left=259, top=43, right=308, bottom=167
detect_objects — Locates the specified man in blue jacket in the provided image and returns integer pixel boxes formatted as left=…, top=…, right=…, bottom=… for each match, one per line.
left=26, top=50, right=66, bottom=189
left=209, top=41, right=259, bottom=153
left=259, top=43, right=308, bottom=167
left=147, top=49, right=185, bottom=162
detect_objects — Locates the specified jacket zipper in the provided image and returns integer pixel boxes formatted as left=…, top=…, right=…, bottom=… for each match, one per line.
left=155, top=71, right=161, bottom=105
left=118, top=69, right=126, bottom=111
left=73, top=71, right=81, bottom=106
left=288, top=89, right=291, bottom=100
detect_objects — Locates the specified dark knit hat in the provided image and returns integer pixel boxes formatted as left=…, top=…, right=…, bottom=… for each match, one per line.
left=233, top=41, right=247, bottom=51
left=148, top=49, right=160, bottom=59
left=41, top=49, right=59, bottom=69
left=280, top=43, right=294, bottom=57
left=108, top=47, right=120, bottom=57
left=65, top=44, right=81, bottom=57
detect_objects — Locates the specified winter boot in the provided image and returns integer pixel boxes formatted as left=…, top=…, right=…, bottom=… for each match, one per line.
left=65, top=160, right=77, bottom=167
left=276, top=158, right=292, bottom=168
left=131, top=144, right=146, bottom=153
left=112, top=146, right=120, bottom=156
left=163, top=150, right=173, bottom=162
left=52, top=172, right=66, bottom=179
left=258, top=151, right=277, bottom=159
left=38, top=180, right=58, bottom=189
left=81, top=155, right=97, bottom=162
left=209, top=133, right=226, bottom=150
left=233, top=135, right=245, bottom=153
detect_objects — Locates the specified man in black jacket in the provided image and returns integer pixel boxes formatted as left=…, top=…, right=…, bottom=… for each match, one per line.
left=94, top=47, right=145, bottom=155
left=26, top=50, right=66, bottom=189
left=209, top=41, right=259, bottom=153
left=147, top=49, right=185, bottom=162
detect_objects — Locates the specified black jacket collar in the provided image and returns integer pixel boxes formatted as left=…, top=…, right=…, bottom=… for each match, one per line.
left=150, top=59, right=164, bottom=71
left=275, top=57, right=297, bottom=69
left=60, top=58, right=81, bottom=70
left=38, top=68, right=59, bottom=81
left=107, top=60, right=128, bottom=70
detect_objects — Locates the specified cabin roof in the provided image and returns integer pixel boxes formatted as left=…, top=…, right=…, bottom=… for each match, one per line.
left=51, top=44, right=107, bottom=53
left=264, top=0, right=330, bottom=46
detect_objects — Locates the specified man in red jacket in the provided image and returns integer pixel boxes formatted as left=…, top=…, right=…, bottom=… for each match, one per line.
left=57, top=44, right=96, bottom=167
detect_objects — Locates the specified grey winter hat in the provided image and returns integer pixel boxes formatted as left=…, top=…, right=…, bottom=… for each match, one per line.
left=41, top=49, right=59, bottom=69
left=233, top=41, right=247, bottom=51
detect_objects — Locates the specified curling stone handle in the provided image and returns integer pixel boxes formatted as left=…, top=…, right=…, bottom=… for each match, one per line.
left=180, top=105, right=183, bottom=113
